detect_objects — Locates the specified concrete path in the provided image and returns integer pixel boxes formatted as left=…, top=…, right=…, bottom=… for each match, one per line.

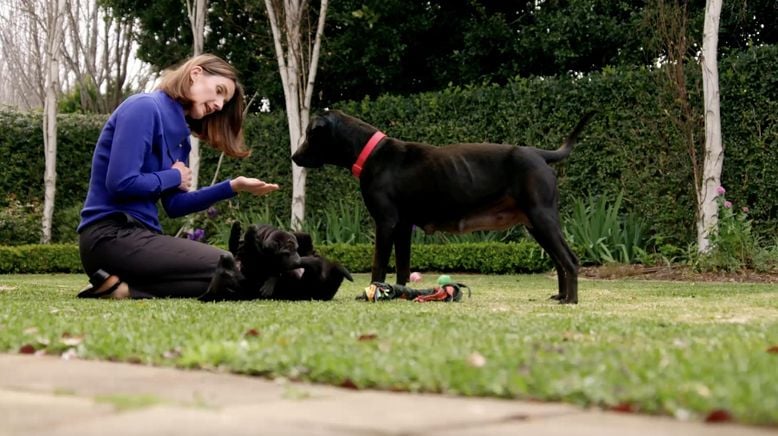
left=0, top=354, right=773, bottom=436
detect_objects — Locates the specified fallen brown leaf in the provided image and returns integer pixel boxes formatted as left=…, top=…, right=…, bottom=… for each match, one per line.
left=610, top=403, right=636, bottom=413
left=19, top=344, right=36, bottom=354
left=705, top=409, right=733, bottom=423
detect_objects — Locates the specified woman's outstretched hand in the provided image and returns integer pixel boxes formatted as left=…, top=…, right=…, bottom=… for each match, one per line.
left=230, top=176, right=280, bottom=196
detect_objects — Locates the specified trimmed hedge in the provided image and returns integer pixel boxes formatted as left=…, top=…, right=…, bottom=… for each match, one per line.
left=0, top=240, right=551, bottom=275
left=1, top=45, right=776, bottom=247
left=0, top=244, right=82, bottom=274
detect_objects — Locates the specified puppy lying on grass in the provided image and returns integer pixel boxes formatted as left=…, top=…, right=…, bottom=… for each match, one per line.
left=272, top=232, right=353, bottom=301
left=200, top=222, right=352, bottom=302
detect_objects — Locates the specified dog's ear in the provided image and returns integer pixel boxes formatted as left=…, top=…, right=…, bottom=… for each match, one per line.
left=292, top=232, right=315, bottom=256
left=228, top=221, right=241, bottom=254
left=244, top=225, right=262, bottom=254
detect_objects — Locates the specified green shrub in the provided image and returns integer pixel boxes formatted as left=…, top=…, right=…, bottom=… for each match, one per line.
left=693, top=187, right=778, bottom=273
left=0, top=240, right=552, bottom=275
left=564, top=192, right=650, bottom=265
left=1, top=45, right=775, bottom=249
left=0, top=244, right=82, bottom=273
left=0, top=195, right=42, bottom=245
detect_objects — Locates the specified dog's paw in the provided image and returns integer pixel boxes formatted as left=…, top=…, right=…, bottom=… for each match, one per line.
left=258, top=278, right=277, bottom=298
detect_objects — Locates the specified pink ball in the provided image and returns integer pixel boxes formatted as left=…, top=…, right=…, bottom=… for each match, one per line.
left=410, top=272, right=422, bottom=282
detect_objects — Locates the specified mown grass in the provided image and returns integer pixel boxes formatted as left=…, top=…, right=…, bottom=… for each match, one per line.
left=0, top=273, right=776, bottom=425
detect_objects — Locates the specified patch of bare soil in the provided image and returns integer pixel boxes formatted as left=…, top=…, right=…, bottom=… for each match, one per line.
left=579, top=264, right=778, bottom=284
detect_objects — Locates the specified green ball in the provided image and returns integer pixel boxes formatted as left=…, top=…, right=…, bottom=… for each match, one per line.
left=437, top=274, right=453, bottom=285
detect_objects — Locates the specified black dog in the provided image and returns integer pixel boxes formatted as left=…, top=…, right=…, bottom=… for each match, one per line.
left=273, top=232, right=353, bottom=300
left=291, top=110, right=594, bottom=304
left=201, top=222, right=303, bottom=301
left=271, top=258, right=353, bottom=300
left=202, top=223, right=352, bottom=301
left=235, top=222, right=305, bottom=298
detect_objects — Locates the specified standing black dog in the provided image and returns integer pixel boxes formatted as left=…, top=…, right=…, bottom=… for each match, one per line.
left=291, top=110, right=594, bottom=304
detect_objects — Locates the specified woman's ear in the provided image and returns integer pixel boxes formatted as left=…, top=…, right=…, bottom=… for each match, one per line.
left=189, top=65, right=203, bottom=83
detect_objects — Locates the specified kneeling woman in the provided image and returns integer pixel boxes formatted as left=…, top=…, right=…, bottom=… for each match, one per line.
left=77, top=54, right=278, bottom=299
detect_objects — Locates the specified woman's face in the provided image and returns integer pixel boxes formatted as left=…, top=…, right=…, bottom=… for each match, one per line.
left=185, top=66, right=236, bottom=119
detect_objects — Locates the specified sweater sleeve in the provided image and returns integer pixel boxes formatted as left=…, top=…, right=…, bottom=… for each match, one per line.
left=160, top=179, right=237, bottom=218
left=105, top=98, right=181, bottom=199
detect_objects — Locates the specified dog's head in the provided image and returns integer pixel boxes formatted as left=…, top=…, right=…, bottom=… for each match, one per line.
left=293, top=110, right=379, bottom=170
left=243, top=224, right=302, bottom=273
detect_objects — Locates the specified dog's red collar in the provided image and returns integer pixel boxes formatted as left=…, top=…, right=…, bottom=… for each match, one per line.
left=352, top=131, right=386, bottom=178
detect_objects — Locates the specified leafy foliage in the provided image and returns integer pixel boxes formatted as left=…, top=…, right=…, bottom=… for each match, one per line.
left=693, top=189, right=778, bottom=273
left=97, top=1, right=778, bottom=107
left=564, top=193, right=650, bottom=265
left=0, top=195, right=42, bottom=245
left=1, top=46, right=776, bottom=251
left=0, top=240, right=551, bottom=275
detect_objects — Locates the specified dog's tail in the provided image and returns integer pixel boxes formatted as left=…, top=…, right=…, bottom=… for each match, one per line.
left=535, top=111, right=596, bottom=163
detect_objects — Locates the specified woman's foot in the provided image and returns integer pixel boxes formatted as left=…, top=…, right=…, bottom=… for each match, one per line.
left=77, top=270, right=130, bottom=299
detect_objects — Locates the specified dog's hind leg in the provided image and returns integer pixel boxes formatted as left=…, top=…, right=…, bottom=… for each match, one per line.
left=228, top=221, right=242, bottom=254
left=526, top=208, right=578, bottom=304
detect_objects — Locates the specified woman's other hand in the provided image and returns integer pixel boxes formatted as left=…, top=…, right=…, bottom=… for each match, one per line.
left=230, top=176, right=279, bottom=196
left=172, top=161, right=193, bottom=191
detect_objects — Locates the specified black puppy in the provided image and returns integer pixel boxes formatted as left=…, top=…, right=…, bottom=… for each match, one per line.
left=201, top=222, right=303, bottom=301
left=292, top=110, right=594, bottom=304
left=236, top=222, right=304, bottom=298
left=202, top=222, right=351, bottom=301
left=270, top=255, right=353, bottom=300
left=270, top=232, right=353, bottom=301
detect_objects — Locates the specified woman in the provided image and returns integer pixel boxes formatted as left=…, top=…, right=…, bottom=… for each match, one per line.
left=77, top=54, right=278, bottom=299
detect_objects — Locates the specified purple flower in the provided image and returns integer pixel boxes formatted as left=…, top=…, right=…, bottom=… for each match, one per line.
left=187, top=228, right=206, bottom=242
left=206, top=207, right=219, bottom=219
left=742, top=207, right=749, bottom=213
left=716, top=186, right=726, bottom=196
left=724, top=201, right=732, bottom=209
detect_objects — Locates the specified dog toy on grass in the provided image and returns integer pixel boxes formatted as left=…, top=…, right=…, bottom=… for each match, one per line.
left=358, top=276, right=471, bottom=303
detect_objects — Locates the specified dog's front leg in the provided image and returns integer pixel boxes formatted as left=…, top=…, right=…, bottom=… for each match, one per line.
left=393, top=223, right=414, bottom=285
left=372, top=222, right=395, bottom=283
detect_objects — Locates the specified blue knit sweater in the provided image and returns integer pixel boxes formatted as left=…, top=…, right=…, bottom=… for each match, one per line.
left=78, top=90, right=236, bottom=233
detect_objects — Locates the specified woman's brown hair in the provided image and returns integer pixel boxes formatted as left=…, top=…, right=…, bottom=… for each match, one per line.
left=157, top=54, right=249, bottom=158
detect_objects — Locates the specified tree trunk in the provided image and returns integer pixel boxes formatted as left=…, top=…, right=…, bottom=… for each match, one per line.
left=697, top=0, right=724, bottom=253
left=41, top=0, right=67, bottom=243
left=264, top=0, right=328, bottom=230
left=186, top=0, right=207, bottom=191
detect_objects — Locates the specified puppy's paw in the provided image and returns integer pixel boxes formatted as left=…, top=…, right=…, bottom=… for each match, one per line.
left=258, top=277, right=278, bottom=298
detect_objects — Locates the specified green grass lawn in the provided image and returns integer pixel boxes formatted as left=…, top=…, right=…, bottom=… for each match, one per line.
left=1, top=273, right=777, bottom=425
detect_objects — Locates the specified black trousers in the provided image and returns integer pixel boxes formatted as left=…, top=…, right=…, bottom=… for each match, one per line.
left=79, top=213, right=228, bottom=298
